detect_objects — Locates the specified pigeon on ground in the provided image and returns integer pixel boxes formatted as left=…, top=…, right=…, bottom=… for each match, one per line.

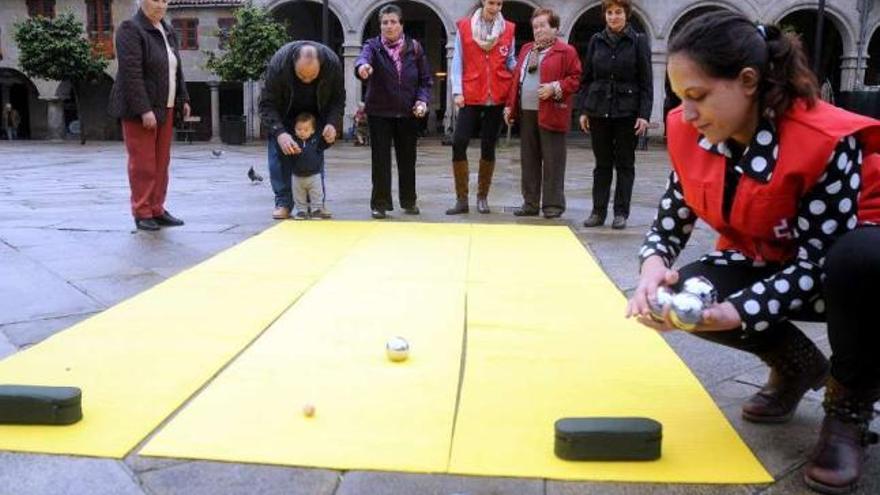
left=211, top=149, right=223, bottom=158
left=247, top=166, right=264, bottom=183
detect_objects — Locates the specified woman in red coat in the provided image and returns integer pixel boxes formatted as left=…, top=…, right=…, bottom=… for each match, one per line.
left=504, top=7, right=581, bottom=218
left=627, top=12, right=880, bottom=494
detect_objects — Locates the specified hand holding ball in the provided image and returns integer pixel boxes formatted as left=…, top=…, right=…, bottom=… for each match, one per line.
left=648, top=277, right=718, bottom=331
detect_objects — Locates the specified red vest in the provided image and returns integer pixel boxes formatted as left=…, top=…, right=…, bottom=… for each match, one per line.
left=457, top=17, right=515, bottom=105
left=667, top=100, right=880, bottom=264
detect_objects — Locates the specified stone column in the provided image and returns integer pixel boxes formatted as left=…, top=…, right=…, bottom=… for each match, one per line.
left=443, top=41, right=455, bottom=135
left=208, top=81, right=221, bottom=143
left=243, top=80, right=263, bottom=141
left=342, top=42, right=362, bottom=135
left=650, top=48, right=668, bottom=136
left=43, top=97, right=65, bottom=141
left=839, top=55, right=859, bottom=92
left=251, top=82, right=262, bottom=140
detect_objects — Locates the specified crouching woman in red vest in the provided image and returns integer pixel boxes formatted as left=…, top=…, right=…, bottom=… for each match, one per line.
left=626, top=12, right=880, bottom=494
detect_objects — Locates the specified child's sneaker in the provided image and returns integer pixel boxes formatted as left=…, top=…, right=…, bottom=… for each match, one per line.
left=293, top=210, right=309, bottom=220
left=311, top=208, right=332, bottom=219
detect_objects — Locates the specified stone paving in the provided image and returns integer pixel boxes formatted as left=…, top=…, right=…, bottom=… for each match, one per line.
left=0, top=137, right=878, bottom=494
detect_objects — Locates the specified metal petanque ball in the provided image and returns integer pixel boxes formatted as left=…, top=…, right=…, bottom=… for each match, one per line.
left=669, top=292, right=705, bottom=331
left=649, top=286, right=676, bottom=322
left=386, top=337, right=410, bottom=362
left=682, top=276, right=718, bottom=307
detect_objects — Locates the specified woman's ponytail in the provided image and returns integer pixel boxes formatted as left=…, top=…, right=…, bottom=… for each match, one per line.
left=760, top=24, right=819, bottom=118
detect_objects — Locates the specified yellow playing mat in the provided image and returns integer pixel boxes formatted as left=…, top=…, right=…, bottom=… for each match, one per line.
left=140, top=222, right=770, bottom=483
left=0, top=222, right=373, bottom=457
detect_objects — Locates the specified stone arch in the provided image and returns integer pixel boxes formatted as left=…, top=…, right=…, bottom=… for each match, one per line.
left=662, top=1, right=755, bottom=40
left=0, top=67, right=41, bottom=139
left=564, top=1, right=657, bottom=43
left=264, top=0, right=354, bottom=33
left=769, top=2, right=856, bottom=55
left=356, top=0, right=455, bottom=40
left=864, top=23, right=880, bottom=86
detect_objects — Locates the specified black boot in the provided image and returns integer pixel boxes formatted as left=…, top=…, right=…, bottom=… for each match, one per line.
left=804, top=378, right=879, bottom=494
left=742, top=330, right=829, bottom=424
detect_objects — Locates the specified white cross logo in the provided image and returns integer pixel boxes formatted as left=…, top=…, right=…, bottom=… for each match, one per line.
left=773, top=218, right=794, bottom=240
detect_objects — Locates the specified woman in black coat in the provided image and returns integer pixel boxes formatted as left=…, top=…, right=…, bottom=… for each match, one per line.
left=577, top=0, right=653, bottom=230
left=109, top=0, right=190, bottom=231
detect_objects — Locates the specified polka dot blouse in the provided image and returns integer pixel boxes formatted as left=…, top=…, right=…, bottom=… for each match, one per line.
left=639, top=119, right=864, bottom=333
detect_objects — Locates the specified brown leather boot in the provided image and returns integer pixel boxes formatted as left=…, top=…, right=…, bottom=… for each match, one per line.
left=742, top=330, right=830, bottom=423
left=804, top=378, right=879, bottom=494
left=476, top=159, right=495, bottom=214
left=446, top=160, right=469, bottom=215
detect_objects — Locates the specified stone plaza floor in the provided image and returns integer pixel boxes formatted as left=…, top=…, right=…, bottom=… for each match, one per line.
left=0, top=137, right=878, bottom=494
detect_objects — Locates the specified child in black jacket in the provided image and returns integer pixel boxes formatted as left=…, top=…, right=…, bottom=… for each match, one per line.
left=284, top=113, right=332, bottom=219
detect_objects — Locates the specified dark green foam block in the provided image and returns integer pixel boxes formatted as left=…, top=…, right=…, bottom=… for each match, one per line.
left=0, top=385, right=83, bottom=425
left=554, top=417, right=662, bottom=461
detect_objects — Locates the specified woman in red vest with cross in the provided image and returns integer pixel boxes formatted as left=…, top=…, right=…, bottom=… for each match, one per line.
left=626, top=12, right=880, bottom=494
left=446, top=0, right=516, bottom=215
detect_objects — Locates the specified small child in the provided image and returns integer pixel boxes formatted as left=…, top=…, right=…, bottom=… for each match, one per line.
left=285, top=113, right=332, bottom=220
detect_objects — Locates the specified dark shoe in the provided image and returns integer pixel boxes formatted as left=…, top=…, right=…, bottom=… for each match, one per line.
left=445, top=198, right=469, bottom=215
left=611, top=215, right=627, bottom=230
left=403, top=206, right=420, bottom=215
left=803, top=379, right=879, bottom=494
left=543, top=210, right=563, bottom=219
left=154, top=211, right=184, bottom=227
left=513, top=206, right=540, bottom=217
left=583, top=213, right=606, bottom=228
left=371, top=209, right=387, bottom=219
left=742, top=331, right=830, bottom=424
left=135, top=218, right=160, bottom=231
left=477, top=197, right=490, bottom=214
left=293, top=210, right=309, bottom=220
left=311, top=208, right=332, bottom=219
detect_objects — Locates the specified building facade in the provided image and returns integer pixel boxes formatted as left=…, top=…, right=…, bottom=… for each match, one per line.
left=1, top=0, right=879, bottom=141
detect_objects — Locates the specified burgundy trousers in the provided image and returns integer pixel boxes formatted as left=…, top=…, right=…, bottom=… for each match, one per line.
left=122, top=112, right=173, bottom=219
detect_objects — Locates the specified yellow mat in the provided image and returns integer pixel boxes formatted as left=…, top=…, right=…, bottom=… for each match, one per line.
left=0, top=222, right=372, bottom=457
left=142, top=222, right=770, bottom=483
left=142, top=223, right=471, bottom=472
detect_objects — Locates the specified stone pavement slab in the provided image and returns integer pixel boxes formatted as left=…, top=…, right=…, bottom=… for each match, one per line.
left=0, top=453, right=144, bottom=495
left=335, top=472, right=544, bottom=495
left=137, top=461, right=339, bottom=495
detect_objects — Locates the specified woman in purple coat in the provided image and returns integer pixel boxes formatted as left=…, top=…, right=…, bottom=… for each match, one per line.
left=355, top=3, right=433, bottom=219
